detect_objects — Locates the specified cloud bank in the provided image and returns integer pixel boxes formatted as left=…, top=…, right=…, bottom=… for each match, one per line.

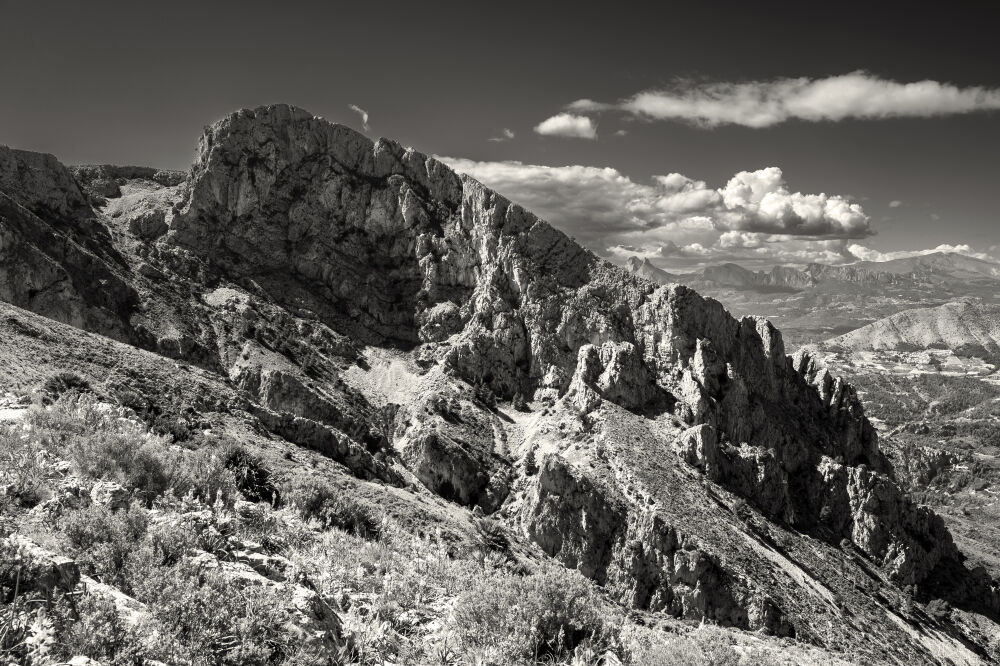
left=534, top=113, right=597, bottom=139
left=845, top=243, right=998, bottom=264
left=439, top=156, right=996, bottom=271
left=568, top=72, right=1000, bottom=127
left=439, top=157, right=881, bottom=268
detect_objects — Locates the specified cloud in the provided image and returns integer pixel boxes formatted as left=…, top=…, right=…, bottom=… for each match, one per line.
left=534, top=113, right=597, bottom=139
left=568, top=72, right=1000, bottom=127
left=348, top=104, right=369, bottom=131
left=888, top=200, right=902, bottom=208
left=489, top=128, right=515, bottom=142
left=846, top=243, right=999, bottom=263
left=438, top=157, right=872, bottom=270
left=717, top=168, right=869, bottom=236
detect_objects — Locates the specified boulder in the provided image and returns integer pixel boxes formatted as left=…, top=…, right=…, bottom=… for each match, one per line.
left=90, top=481, right=128, bottom=510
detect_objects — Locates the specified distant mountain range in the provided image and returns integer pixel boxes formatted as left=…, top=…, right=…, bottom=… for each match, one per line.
left=627, top=252, right=1000, bottom=291
left=625, top=252, right=1000, bottom=346
left=825, top=299, right=1000, bottom=362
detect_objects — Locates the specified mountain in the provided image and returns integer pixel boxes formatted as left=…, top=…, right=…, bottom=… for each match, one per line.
left=825, top=300, right=1000, bottom=362
left=1, top=105, right=998, bottom=665
left=625, top=254, right=1000, bottom=346
left=625, top=256, right=682, bottom=283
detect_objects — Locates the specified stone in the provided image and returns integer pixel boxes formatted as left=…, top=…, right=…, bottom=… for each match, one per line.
left=4, top=534, right=80, bottom=596
left=67, top=657, right=103, bottom=666
left=90, top=481, right=128, bottom=510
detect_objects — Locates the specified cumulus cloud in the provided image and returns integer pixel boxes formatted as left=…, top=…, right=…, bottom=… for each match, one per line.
left=489, top=128, right=515, bottom=142
left=718, top=168, right=869, bottom=236
left=568, top=72, right=1000, bottom=127
left=348, top=104, right=369, bottom=131
left=438, top=157, right=873, bottom=270
left=534, top=113, right=597, bottom=139
left=888, top=200, right=902, bottom=208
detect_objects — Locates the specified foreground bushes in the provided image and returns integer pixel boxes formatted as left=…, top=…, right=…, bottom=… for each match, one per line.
left=283, top=476, right=383, bottom=540
left=452, top=564, right=611, bottom=662
left=0, top=390, right=836, bottom=666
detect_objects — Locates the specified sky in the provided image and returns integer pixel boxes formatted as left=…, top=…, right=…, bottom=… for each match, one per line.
left=1, top=0, right=998, bottom=270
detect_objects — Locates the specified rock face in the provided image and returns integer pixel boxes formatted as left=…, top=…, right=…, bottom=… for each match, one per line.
left=0, top=146, right=139, bottom=341
left=1, top=105, right=998, bottom=659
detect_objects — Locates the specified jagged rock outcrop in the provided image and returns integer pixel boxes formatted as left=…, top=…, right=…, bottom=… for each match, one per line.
left=523, top=454, right=782, bottom=630
left=0, top=146, right=139, bottom=341
left=2, top=105, right=998, bottom=659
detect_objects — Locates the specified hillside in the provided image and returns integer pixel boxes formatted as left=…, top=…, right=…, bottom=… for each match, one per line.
left=1, top=105, right=999, bottom=665
left=825, top=300, right=1000, bottom=362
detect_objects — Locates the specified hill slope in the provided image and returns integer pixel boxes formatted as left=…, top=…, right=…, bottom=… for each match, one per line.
left=826, top=300, right=1000, bottom=362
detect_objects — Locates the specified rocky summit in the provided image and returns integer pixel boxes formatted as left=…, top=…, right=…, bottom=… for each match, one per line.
left=1, top=105, right=999, bottom=665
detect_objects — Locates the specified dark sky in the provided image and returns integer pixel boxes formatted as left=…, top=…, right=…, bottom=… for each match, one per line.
left=1, top=0, right=998, bottom=264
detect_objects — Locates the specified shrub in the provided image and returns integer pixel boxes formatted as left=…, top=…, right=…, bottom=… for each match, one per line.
left=473, top=381, right=496, bottom=409
left=39, top=371, right=92, bottom=405
left=283, top=477, right=382, bottom=540
left=51, top=594, right=144, bottom=666
left=221, top=444, right=279, bottom=505
left=451, top=564, right=611, bottom=662
left=471, top=517, right=511, bottom=558
left=132, top=562, right=315, bottom=666
left=167, top=444, right=241, bottom=507
left=0, top=425, right=47, bottom=509
left=60, top=504, right=148, bottom=589
left=67, top=431, right=171, bottom=504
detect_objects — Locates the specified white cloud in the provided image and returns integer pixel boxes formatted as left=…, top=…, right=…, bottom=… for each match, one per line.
left=438, top=157, right=872, bottom=269
left=718, top=167, right=869, bottom=236
left=846, top=243, right=999, bottom=263
left=534, top=113, right=597, bottom=139
left=569, top=72, right=1000, bottom=127
left=348, top=104, right=369, bottom=131
left=489, top=128, right=515, bottom=142
left=888, top=200, right=902, bottom=208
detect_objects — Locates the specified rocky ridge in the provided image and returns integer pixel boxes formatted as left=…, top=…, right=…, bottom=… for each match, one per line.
left=1, top=106, right=999, bottom=663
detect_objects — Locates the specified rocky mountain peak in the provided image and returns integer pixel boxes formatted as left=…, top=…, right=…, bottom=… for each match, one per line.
left=1, top=106, right=998, bottom=661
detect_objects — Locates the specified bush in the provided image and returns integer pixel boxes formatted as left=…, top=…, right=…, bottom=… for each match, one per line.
left=451, top=564, right=611, bottom=662
left=67, top=431, right=171, bottom=505
left=283, top=477, right=382, bottom=540
left=52, top=594, right=144, bottom=666
left=0, top=425, right=47, bottom=509
left=60, top=504, right=148, bottom=589
left=39, top=371, right=92, bottom=405
left=132, top=562, right=317, bottom=666
left=471, top=517, right=511, bottom=558
left=221, top=444, right=279, bottom=505
left=473, top=381, right=496, bottom=409
left=167, top=444, right=241, bottom=507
